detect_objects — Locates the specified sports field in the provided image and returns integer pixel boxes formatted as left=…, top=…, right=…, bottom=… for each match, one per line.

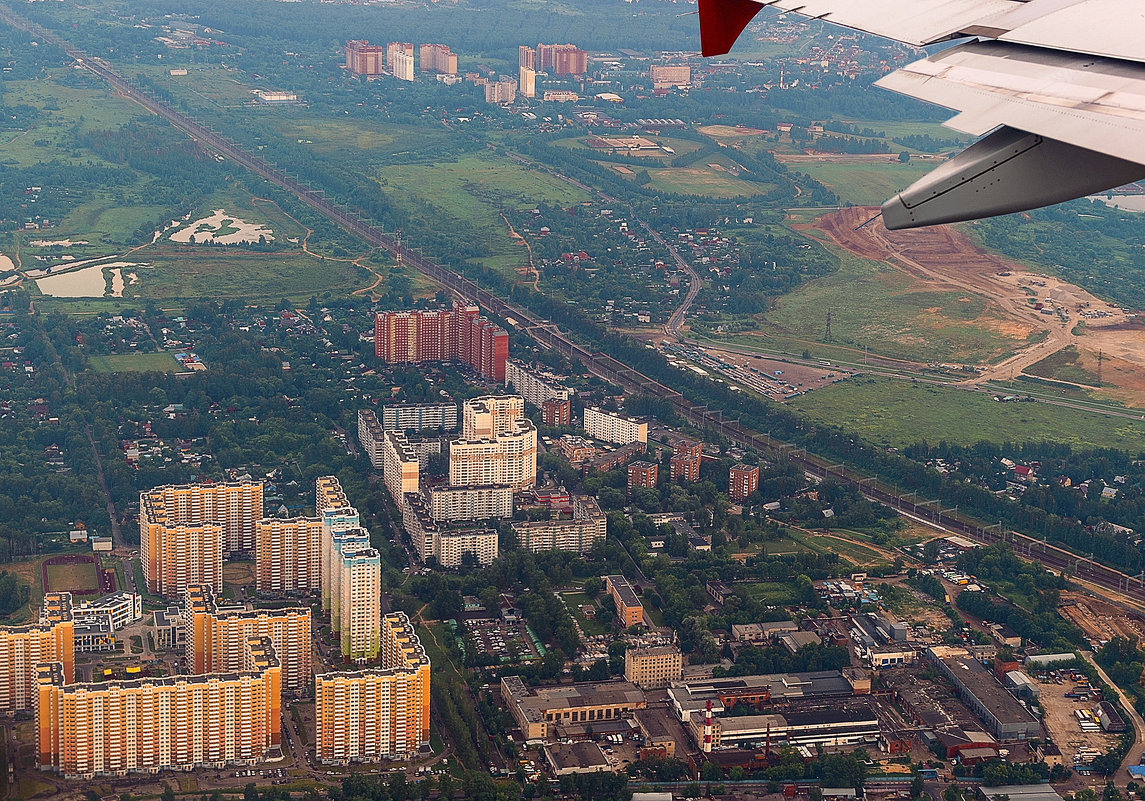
left=45, top=560, right=100, bottom=593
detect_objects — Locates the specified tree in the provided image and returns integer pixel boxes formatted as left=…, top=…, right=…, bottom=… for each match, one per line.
left=898, top=151, right=911, bottom=163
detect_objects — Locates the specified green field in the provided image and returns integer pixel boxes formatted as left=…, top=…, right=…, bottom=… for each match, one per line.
left=642, top=164, right=775, bottom=198
left=789, top=530, right=889, bottom=567
left=561, top=591, right=606, bottom=636
left=763, top=241, right=1023, bottom=364
left=790, top=374, right=1145, bottom=452
left=376, top=153, right=590, bottom=279
left=739, top=580, right=799, bottom=605
left=0, top=76, right=148, bottom=168
left=782, top=159, right=937, bottom=206
left=45, top=560, right=100, bottom=593
left=88, top=352, right=183, bottom=373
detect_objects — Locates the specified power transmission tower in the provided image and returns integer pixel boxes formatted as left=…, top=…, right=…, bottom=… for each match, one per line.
left=824, top=309, right=833, bottom=342
left=1097, top=350, right=1103, bottom=384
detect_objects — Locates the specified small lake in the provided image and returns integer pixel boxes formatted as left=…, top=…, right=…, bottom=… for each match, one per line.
left=35, top=265, right=107, bottom=297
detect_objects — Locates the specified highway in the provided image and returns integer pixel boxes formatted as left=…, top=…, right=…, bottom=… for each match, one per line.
left=8, top=6, right=1145, bottom=611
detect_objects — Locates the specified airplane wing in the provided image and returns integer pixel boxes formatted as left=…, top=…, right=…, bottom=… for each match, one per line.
left=698, top=0, right=1145, bottom=228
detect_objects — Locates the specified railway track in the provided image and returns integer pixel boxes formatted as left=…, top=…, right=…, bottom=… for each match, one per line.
left=7, top=5, right=1144, bottom=605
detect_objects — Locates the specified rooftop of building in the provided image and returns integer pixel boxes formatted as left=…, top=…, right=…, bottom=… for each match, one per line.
left=634, top=708, right=676, bottom=740
left=731, top=621, right=798, bottom=637
left=77, top=590, right=137, bottom=608
left=73, top=612, right=114, bottom=636
left=978, top=786, right=1063, bottom=801
left=381, top=401, right=458, bottom=410
left=384, top=430, right=419, bottom=461
left=546, top=741, right=610, bottom=771
left=605, top=575, right=642, bottom=608
left=186, top=584, right=308, bottom=621
left=41, top=591, right=73, bottom=623
left=154, top=607, right=181, bottom=628
left=245, top=636, right=280, bottom=671
left=628, top=644, right=680, bottom=659
left=507, top=677, right=645, bottom=719
left=939, top=655, right=1040, bottom=725
left=669, top=670, right=853, bottom=713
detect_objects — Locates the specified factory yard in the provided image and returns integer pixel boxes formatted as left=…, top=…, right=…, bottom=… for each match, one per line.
left=1034, top=673, right=1120, bottom=769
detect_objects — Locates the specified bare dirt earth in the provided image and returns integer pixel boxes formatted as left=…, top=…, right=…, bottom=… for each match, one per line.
left=1059, top=591, right=1145, bottom=645
left=808, top=208, right=1145, bottom=403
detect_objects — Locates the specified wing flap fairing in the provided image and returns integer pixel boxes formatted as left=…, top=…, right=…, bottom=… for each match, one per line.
left=881, top=126, right=1145, bottom=228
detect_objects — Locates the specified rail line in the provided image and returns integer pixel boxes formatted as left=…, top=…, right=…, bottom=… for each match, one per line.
left=7, top=5, right=1145, bottom=604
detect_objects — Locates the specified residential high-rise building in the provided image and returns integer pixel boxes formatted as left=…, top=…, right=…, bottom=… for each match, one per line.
left=37, top=636, right=281, bottom=777
left=139, top=481, right=262, bottom=597
left=511, top=495, right=606, bottom=554
left=419, top=43, right=458, bottom=74
left=519, top=66, right=536, bottom=98
left=650, top=64, right=691, bottom=89
left=583, top=406, right=648, bottom=445
left=255, top=517, right=322, bottom=596
left=485, top=78, right=517, bottom=104
left=504, top=360, right=570, bottom=408
left=140, top=518, right=222, bottom=600
left=462, top=395, right=524, bottom=439
left=729, top=463, right=760, bottom=503
left=427, top=484, right=514, bottom=523
left=449, top=420, right=537, bottom=490
left=314, top=611, right=430, bottom=764
left=387, top=42, right=414, bottom=80
left=627, top=461, right=658, bottom=493
left=379, top=403, right=460, bottom=433
left=536, top=43, right=587, bottom=75
left=185, top=584, right=312, bottom=691
left=315, top=475, right=351, bottom=515
left=669, top=438, right=703, bottom=482
left=357, top=408, right=385, bottom=469
left=0, top=593, right=74, bottom=713
left=392, top=50, right=414, bottom=81
left=542, top=398, right=572, bottom=426
left=519, top=45, right=536, bottom=70
left=325, top=526, right=369, bottom=630
left=339, top=546, right=381, bottom=663
left=374, top=302, right=508, bottom=381
left=382, top=431, right=420, bottom=509
left=346, top=40, right=385, bottom=76
left=402, top=494, right=500, bottom=567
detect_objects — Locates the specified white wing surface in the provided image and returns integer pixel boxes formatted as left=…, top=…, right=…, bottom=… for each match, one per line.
left=699, top=0, right=1145, bottom=228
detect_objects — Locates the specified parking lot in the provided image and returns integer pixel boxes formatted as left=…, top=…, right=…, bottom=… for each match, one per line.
left=467, top=620, right=545, bottom=664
